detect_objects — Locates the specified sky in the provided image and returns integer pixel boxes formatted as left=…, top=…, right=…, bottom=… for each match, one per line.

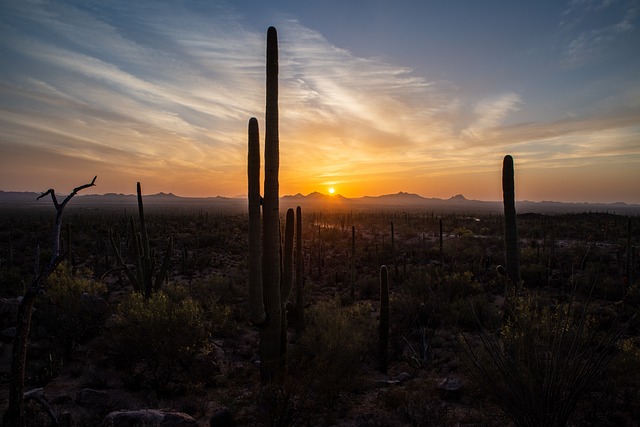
left=1, top=0, right=639, bottom=203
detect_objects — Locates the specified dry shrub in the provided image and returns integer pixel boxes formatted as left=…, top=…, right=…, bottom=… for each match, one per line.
left=460, top=289, right=629, bottom=427
left=109, top=286, right=212, bottom=394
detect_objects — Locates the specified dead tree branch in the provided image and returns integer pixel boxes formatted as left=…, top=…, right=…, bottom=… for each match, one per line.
left=3, top=176, right=96, bottom=427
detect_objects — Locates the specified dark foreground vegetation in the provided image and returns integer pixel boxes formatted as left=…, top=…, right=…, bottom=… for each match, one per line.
left=0, top=202, right=638, bottom=426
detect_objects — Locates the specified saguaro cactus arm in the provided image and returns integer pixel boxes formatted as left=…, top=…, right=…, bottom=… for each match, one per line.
left=282, top=208, right=295, bottom=304
left=247, top=117, right=266, bottom=325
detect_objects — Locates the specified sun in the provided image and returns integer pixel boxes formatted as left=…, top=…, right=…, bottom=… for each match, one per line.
left=328, top=187, right=335, bottom=195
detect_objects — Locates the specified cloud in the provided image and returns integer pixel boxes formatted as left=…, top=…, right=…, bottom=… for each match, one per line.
left=460, top=93, right=522, bottom=140
left=560, top=0, right=637, bottom=67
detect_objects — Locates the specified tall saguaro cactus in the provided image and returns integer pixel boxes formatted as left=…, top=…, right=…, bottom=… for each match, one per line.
left=502, top=155, right=521, bottom=285
left=247, top=26, right=290, bottom=383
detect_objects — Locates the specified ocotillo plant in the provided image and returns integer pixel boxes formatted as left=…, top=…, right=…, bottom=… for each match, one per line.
left=379, top=265, right=390, bottom=373
left=502, top=155, right=521, bottom=285
left=109, top=182, right=173, bottom=299
left=247, top=26, right=289, bottom=383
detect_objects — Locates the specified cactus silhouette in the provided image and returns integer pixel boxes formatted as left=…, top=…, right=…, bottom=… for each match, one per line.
left=247, top=117, right=265, bottom=325
left=502, top=155, right=520, bottom=285
left=247, top=26, right=291, bottom=383
left=379, top=265, right=390, bottom=373
left=109, top=182, right=173, bottom=299
left=295, top=205, right=305, bottom=335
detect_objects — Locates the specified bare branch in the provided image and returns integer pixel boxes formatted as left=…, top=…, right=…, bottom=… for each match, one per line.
left=60, top=175, right=97, bottom=209
left=37, top=189, right=58, bottom=209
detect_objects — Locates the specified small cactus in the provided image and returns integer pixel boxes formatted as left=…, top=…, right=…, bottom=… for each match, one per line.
left=295, top=206, right=305, bottom=335
left=379, top=265, right=390, bottom=373
left=502, top=155, right=520, bottom=285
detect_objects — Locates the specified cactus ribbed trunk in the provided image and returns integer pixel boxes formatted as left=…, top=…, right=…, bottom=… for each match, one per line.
left=351, top=225, right=356, bottom=298
left=379, top=265, right=390, bottom=374
left=502, top=155, right=521, bottom=285
left=295, top=206, right=304, bottom=335
left=260, top=25, right=282, bottom=383
left=248, top=117, right=265, bottom=325
left=280, top=208, right=295, bottom=358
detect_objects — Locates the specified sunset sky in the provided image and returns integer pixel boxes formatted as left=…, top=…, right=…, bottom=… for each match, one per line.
left=1, top=0, right=639, bottom=203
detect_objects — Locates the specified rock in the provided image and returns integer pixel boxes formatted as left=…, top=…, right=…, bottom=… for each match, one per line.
left=101, top=410, right=198, bottom=427
left=437, top=377, right=463, bottom=400
left=210, top=407, right=235, bottom=427
left=52, top=392, right=74, bottom=404
left=191, top=354, right=220, bottom=386
left=396, top=372, right=411, bottom=383
left=76, top=388, right=110, bottom=407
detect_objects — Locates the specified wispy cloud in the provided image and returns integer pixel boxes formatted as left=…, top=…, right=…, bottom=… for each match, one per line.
left=460, top=93, right=522, bottom=140
left=560, top=0, right=637, bottom=67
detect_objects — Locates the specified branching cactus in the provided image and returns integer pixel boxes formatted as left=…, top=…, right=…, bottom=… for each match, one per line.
left=379, top=265, right=390, bottom=373
left=247, top=26, right=294, bottom=383
left=109, top=182, right=173, bottom=299
left=502, top=155, right=521, bottom=285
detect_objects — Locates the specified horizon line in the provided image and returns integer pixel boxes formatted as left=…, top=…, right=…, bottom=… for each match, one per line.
left=1, top=188, right=638, bottom=206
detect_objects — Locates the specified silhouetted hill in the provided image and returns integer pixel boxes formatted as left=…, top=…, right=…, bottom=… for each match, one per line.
left=0, top=190, right=638, bottom=214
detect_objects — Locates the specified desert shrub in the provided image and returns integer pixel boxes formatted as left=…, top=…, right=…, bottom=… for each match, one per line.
left=383, top=379, right=457, bottom=427
left=253, top=299, right=374, bottom=426
left=520, top=263, right=547, bottom=287
left=357, top=275, right=379, bottom=299
left=0, top=266, right=27, bottom=297
left=183, top=274, right=247, bottom=323
left=398, top=269, right=495, bottom=332
left=165, top=280, right=235, bottom=336
left=460, top=290, right=627, bottom=427
left=33, top=263, right=107, bottom=357
left=294, top=298, right=373, bottom=401
left=109, top=287, right=211, bottom=394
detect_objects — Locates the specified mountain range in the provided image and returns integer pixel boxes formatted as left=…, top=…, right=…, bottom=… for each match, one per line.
left=1, top=190, right=638, bottom=214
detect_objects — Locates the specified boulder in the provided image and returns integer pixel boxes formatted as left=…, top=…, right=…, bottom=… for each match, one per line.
left=76, top=388, right=110, bottom=407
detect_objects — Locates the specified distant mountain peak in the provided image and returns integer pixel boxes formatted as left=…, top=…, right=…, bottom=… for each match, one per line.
left=449, top=194, right=467, bottom=200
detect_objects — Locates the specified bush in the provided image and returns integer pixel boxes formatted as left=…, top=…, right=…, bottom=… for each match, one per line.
left=294, top=298, right=373, bottom=401
left=33, top=263, right=107, bottom=357
left=109, top=287, right=211, bottom=394
left=460, top=290, right=627, bottom=427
